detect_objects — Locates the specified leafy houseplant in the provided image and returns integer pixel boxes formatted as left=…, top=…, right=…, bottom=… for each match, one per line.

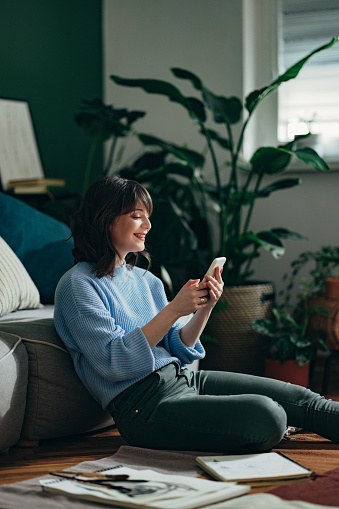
left=252, top=296, right=329, bottom=367
left=281, top=245, right=339, bottom=303
left=75, top=38, right=338, bottom=375
left=74, top=98, right=146, bottom=196
left=109, top=37, right=338, bottom=290
left=251, top=248, right=333, bottom=384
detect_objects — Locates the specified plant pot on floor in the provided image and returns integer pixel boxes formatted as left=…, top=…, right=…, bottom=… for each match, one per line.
left=326, top=278, right=339, bottom=299
left=307, top=295, right=339, bottom=350
left=199, top=282, right=274, bottom=376
left=264, top=358, right=310, bottom=388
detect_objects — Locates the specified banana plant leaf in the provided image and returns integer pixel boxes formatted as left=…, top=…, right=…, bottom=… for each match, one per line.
left=254, top=231, right=285, bottom=259
left=250, top=147, right=292, bottom=174
left=271, top=227, right=307, bottom=240
left=257, top=178, right=301, bottom=197
left=110, top=75, right=205, bottom=121
left=172, top=68, right=243, bottom=125
left=137, top=162, right=195, bottom=181
left=75, top=98, right=145, bottom=141
left=131, top=151, right=167, bottom=172
left=138, top=133, right=205, bottom=168
left=245, top=36, right=339, bottom=114
left=231, top=230, right=284, bottom=259
left=282, top=147, right=330, bottom=171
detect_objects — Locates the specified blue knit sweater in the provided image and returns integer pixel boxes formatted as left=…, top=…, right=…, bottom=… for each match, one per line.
left=54, top=262, right=205, bottom=409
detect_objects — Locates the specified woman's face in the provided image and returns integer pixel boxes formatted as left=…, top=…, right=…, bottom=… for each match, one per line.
left=109, top=201, right=151, bottom=261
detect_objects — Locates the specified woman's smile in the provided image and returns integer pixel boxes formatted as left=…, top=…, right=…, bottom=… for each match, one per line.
left=134, top=233, right=147, bottom=241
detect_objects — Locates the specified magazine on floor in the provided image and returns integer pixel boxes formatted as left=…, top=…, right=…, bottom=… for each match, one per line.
left=40, top=465, right=250, bottom=509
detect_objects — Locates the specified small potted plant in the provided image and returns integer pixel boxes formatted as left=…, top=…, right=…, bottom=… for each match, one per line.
left=281, top=246, right=339, bottom=347
left=252, top=259, right=331, bottom=387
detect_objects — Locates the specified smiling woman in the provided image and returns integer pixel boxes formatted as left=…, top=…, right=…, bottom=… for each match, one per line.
left=53, top=175, right=339, bottom=454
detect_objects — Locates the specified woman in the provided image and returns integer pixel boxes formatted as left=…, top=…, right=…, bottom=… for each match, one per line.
left=55, top=176, right=339, bottom=452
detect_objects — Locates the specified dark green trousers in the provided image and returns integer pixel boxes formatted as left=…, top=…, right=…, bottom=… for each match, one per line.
left=108, top=362, right=339, bottom=453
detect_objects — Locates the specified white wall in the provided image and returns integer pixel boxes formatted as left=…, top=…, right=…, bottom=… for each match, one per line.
left=103, top=0, right=243, bottom=162
left=103, top=0, right=339, bottom=298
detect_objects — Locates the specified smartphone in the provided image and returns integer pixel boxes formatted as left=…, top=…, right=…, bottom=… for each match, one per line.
left=202, top=257, right=226, bottom=281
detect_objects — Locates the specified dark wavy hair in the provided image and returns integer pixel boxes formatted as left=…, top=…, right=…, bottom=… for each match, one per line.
left=69, top=176, right=153, bottom=278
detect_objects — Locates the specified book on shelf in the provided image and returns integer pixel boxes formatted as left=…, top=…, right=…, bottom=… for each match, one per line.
left=196, top=452, right=313, bottom=486
left=6, top=178, right=66, bottom=187
left=7, top=178, right=66, bottom=195
left=40, top=465, right=250, bottom=509
left=0, top=99, right=65, bottom=193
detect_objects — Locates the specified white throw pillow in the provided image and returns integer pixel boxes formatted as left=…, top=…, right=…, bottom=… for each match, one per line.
left=0, top=236, right=41, bottom=317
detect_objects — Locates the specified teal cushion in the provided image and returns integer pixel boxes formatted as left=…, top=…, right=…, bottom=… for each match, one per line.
left=0, top=192, right=74, bottom=303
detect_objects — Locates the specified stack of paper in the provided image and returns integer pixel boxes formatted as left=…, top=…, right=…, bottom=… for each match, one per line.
left=40, top=465, right=250, bottom=509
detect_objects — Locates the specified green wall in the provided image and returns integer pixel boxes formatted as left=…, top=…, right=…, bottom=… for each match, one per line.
left=0, top=0, right=103, bottom=194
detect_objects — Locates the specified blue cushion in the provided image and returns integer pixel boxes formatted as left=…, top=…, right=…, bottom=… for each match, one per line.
left=0, top=193, right=74, bottom=303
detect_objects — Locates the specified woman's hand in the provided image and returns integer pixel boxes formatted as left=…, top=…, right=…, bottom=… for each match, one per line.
left=141, top=267, right=224, bottom=349
left=169, top=266, right=224, bottom=318
left=203, top=265, right=224, bottom=310
left=179, top=266, right=224, bottom=347
left=169, top=278, right=210, bottom=317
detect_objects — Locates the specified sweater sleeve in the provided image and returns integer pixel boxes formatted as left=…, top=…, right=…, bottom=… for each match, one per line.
left=159, top=322, right=205, bottom=364
left=55, top=275, right=156, bottom=383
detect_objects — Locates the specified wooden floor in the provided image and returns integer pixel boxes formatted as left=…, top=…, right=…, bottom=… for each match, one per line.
left=1, top=351, right=339, bottom=487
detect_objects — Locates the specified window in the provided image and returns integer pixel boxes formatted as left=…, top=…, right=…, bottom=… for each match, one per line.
left=278, top=0, right=339, bottom=159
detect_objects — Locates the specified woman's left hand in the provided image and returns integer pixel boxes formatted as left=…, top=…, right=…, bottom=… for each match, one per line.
left=203, top=266, right=224, bottom=310
left=179, top=265, right=224, bottom=347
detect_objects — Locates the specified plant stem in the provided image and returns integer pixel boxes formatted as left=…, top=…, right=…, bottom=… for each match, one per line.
left=82, top=135, right=99, bottom=196
left=200, top=123, right=225, bottom=254
left=243, top=173, right=263, bottom=234
left=104, top=136, right=117, bottom=176
left=194, top=175, right=215, bottom=260
left=228, top=113, right=256, bottom=240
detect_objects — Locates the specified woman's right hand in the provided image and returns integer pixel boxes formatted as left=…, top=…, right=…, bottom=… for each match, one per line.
left=169, top=279, right=210, bottom=317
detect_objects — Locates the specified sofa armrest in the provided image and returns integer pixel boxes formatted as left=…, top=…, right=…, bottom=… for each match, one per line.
left=0, top=319, right=114, bottom=444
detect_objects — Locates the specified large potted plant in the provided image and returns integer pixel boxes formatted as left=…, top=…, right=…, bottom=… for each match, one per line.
left=76, top=38, right=338, bottom=375
left=107, top=38, right=338, bottom=375
left=110, top=37, right=337, bottom=286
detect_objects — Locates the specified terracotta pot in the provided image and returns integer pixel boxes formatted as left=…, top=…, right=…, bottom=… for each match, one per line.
left=326, top=278, right=339, bottom=299
left=307, top=295, right=339, bottom=350
left=264, top=358, right=310, bottom=388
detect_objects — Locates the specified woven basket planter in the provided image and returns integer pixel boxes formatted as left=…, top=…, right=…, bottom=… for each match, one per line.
left=200, top=282, right=274, bottom=375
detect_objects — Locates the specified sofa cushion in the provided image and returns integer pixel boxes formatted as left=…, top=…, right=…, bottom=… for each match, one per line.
left=0, top=236, right=41, bottom=317
left=0, top=192, right=74, bottom=304
left=0, top=332, right=28, bottom=451
left=0, top=319, right=114, bottom=442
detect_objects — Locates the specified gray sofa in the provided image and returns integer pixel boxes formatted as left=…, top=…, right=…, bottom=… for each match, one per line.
left=0, top=193, right=114, bottom=452
left=0, top=311, right=113, bottom=452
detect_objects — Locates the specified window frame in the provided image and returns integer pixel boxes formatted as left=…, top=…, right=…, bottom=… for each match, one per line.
left=242, top=0, right=339, bottom=170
